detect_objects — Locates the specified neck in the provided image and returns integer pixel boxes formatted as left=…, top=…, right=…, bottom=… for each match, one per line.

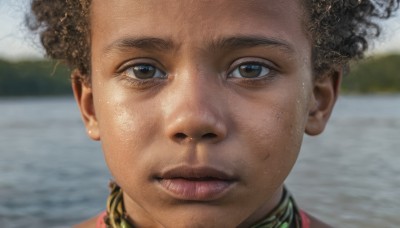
left=237, top=185, right=284, bottom=228
left=107, top=183, right=300, bottom=228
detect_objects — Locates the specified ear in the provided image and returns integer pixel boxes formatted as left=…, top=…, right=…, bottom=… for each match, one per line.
left=71, top=70, right=100, bottom=140
left=305, top=67, right=342, bottom=136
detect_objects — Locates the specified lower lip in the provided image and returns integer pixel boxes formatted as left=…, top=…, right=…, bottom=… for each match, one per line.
left=157, top=178, right=234, bottom=201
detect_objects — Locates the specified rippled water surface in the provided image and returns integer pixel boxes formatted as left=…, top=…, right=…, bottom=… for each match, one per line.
left=1, top=95, right=399, bottom=227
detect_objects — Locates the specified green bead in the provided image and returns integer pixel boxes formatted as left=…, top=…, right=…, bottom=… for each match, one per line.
left=120, top=219, right=132, bottom=228
left=280, top=222, right=289, bottom=228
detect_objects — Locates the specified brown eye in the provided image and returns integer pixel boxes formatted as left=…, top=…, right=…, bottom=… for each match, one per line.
left=230, top=63, right=271, bottom=78
left=124, top=64, right=166, bottom=79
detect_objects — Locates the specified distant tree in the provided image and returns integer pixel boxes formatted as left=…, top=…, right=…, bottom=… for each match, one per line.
left=343, top=54, right=400, bottom=93
left=0, top=59, right=72, bottom=96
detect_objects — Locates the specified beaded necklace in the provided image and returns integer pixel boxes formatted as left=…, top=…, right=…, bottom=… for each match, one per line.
left=104, top=182, right=302, bottom=228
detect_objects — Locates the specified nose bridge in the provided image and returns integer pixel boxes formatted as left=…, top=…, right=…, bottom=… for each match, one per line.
left=163, top=67, right=227, bottom=144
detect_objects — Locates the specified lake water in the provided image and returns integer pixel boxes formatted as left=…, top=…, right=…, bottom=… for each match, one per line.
left=0, top=95, right=399, bottom=228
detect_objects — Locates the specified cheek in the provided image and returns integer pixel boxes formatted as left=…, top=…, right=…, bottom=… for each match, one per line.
left=93, top=88, right=160, bottom=178
left=224, top=92, right=308, bottom=208
left=241, top=110, right=303, bottom=170
left=233, top=86, right=310, bottom=175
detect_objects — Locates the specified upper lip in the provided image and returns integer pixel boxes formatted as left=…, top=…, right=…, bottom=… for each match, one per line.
left=155, top=166, right=237, bottom=181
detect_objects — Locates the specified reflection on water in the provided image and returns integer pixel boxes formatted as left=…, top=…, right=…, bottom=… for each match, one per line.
left=0, top=95, right=399, bottom=227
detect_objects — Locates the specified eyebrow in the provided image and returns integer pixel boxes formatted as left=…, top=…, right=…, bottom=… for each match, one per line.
left=103, top=37, right=174, bottom=54
left=210, top=35, right=295, bottom=54
left=103, top=35, right=294, bottom=55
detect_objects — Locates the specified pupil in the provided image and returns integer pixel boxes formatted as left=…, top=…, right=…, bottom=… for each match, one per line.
left=134, top=65, right=155, bottom=79
left=239, top=64, right=261, bottom=78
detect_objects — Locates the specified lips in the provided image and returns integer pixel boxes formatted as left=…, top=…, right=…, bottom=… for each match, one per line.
left=155, top=166, right=237, bottom=201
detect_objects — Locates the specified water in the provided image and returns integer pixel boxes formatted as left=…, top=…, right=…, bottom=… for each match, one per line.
left=287, top=95, right=400, bottom=227
left=0, top=97, right=109, bottom=228
left=0, top=95, right=399, bottom=228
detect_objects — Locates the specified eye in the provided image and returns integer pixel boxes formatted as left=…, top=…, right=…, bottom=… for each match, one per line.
left=123, top=64, right=166, bottom=79
left=229, top=63, right=271, bottom=78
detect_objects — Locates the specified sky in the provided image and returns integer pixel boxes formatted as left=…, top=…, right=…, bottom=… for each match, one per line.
left=0, top=1, right=400, bottom=60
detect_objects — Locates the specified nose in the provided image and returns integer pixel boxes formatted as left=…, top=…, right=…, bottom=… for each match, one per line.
left=164, top=74, right=227, bottom=144
left=166, top=107, right=227, bottom=144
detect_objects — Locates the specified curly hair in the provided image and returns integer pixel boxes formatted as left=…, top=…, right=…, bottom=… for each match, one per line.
left=27, top=0, right=91, bottom=76
left=28, top=0, right=399, bottom=80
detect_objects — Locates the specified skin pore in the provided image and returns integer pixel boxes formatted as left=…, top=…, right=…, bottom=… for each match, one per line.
left=73, top=0, right=339, bottom=227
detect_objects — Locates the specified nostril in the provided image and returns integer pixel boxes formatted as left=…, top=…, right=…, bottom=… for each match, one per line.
left=173, top=132, right=218, bottom=142
left=202, top=133, right=217, bottom=139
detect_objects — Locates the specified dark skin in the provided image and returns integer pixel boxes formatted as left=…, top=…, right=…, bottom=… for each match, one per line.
left=24, top=0, right=399, bottom=227
left=29, top=0, right=400, bottom=80
left=71, top=0, right=339, bottom=227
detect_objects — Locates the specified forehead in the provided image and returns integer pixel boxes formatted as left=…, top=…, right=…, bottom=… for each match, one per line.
left=90, top=0, right=310, bottom=57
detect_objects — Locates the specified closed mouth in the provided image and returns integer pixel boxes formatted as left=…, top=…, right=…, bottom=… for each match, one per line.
left=154, top=166, right=237, bottom=201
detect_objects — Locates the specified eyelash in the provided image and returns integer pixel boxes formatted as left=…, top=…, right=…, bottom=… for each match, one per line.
left=227, top=60, right=278, bottom=86
left=116, top=60, right=167, bottom=89
left=229, top=62, right=274, bottom=77
left=115, top=58, right=278, bottom=89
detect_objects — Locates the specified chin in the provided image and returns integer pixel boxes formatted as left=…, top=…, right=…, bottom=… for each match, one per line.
left=156, top=206, right=244, bottom=228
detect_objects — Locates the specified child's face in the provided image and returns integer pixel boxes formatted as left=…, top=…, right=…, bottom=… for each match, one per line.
left=75, top=0, right=338, bottom=227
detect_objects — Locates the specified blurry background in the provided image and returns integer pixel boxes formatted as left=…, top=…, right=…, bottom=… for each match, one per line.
left=0, top=1, right=399, bottom=227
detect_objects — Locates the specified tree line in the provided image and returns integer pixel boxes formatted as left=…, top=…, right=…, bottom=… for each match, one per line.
left=0, top=59, right=71, bottom=96
left=1, top=54, right=400, bottom=96
left=342, top=54, right=400, bottom=93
